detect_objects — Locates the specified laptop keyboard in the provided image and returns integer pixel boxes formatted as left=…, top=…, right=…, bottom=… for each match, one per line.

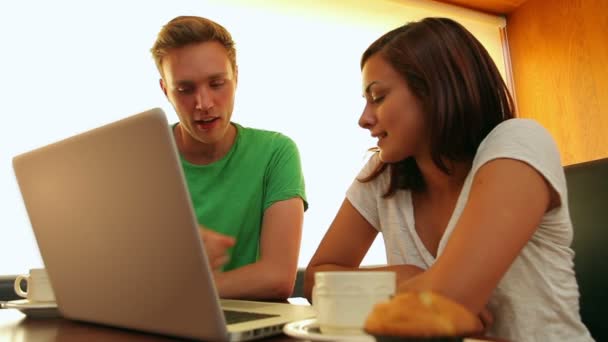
left=223, top=310, right=280, bottom=325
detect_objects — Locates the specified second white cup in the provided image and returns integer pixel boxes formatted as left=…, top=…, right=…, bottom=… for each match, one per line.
left=14, top=268, right=56, bottom=303
left=312, top=271, right=396, bottom=335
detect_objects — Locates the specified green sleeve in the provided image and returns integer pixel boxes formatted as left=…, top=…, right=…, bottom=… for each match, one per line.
left=262, top=135, right=308, bottom=212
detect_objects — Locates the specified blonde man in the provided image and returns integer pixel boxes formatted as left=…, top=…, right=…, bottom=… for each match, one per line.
left=151, top=16, right=307, bottom=300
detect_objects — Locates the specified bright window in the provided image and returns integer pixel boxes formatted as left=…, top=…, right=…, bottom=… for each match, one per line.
left=0, top=0, right=506, bottom=274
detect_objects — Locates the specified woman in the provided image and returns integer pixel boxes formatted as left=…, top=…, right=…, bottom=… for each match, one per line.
left=304, top=18, right=592, bottom=341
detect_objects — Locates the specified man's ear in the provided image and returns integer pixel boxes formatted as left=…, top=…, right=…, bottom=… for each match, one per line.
left=159, top=78, right=168, bottom=97
left=234, top=65, right=238, bottom=87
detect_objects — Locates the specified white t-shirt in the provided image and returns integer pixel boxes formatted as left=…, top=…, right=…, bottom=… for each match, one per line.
left=346, top=119, right=593, bottom=342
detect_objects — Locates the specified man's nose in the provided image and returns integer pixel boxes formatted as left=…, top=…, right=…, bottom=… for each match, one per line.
left=195, top=88, right=213, bottom=111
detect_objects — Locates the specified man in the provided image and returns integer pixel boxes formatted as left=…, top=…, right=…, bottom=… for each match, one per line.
left=150, top=16, right=307, bottom=300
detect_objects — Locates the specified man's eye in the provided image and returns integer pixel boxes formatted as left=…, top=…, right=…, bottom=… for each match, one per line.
left=210, top=80, right=225, bottom=88
left=177, top=87, right=194, bottom=94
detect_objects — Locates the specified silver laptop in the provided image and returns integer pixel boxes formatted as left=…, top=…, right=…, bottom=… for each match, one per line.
left=12, top=108, right=314, bottom=341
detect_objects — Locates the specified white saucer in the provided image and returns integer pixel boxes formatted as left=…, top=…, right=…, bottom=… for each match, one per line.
left=283, top=318, right=375, bottom=342
left=2, top=299, right=60, bottom=318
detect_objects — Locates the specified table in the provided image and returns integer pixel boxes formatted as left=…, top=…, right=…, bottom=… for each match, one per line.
left=0, top=310, right=299, bottom=342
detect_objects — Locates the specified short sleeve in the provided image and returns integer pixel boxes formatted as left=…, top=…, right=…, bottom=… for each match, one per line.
left=473, top=119, right=567, bottom=204
left=263, top=135, right=308, bottom=211
left=346, top=153, right=386, bottom=231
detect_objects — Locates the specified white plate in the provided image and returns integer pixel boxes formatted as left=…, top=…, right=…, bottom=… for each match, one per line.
left=283, top=318, right=375, bottom=342
left=2, top=299, right=60, bottom=318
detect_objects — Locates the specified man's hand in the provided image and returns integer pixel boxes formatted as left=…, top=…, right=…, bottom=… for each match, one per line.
left=199, top=227, right=236, bottom=271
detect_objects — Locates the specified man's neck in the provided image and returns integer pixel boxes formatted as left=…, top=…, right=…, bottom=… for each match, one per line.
left=175, top=123, right=237, bottom=165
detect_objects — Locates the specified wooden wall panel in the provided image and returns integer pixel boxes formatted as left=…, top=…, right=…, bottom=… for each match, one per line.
left=435, top=0, right=526, bottom=15
left=507, top=0, right=608, bottom=165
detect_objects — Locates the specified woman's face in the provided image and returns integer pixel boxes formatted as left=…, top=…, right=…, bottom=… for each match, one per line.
left=359, top=54, right=427, bottom=163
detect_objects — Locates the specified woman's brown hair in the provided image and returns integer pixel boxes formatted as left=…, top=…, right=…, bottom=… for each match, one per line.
left=360, top=17, right=515, bottom=196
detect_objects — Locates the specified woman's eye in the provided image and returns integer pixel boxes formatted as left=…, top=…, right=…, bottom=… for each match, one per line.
left=371, top=95, right=384, bottom=104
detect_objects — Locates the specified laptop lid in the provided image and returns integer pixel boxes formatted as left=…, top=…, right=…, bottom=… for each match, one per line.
left=12, top=108, right=313, bottom=341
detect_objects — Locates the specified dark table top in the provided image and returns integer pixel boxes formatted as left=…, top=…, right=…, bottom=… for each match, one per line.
left=0, top=302, right=506, bottom=342
left=0, top=309, right=300, bottom=342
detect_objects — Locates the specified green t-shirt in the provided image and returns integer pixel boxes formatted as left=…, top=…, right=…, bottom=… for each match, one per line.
left=177, top=123, right=307, bottom=271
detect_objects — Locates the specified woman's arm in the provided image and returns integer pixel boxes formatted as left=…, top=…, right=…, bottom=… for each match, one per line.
left=399, top=158, right=558, bottom=314
left=304, top=199, right=424, bottom=301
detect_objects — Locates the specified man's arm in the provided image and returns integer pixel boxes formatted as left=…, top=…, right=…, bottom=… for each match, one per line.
left=213, top=197, right=304, bottom=300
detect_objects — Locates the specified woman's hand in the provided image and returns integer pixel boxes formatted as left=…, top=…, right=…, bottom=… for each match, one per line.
left=479, top=306, right=494, bottom=331
left=398, top=276, right=493, bottom=332
left=199, top=227, right=236, bottom=271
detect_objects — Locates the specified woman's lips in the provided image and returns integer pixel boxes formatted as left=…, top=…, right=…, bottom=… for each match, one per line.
left=373, top=132, right=388, bottom=145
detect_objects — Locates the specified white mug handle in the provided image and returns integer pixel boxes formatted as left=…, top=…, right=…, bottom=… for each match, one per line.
left=14, top=275, right=29, bottom=298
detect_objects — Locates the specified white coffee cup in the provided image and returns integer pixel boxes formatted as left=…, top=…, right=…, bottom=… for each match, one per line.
left=312, top=271, right=396, bottom=335
left=14, top=268, right=56, bottom=303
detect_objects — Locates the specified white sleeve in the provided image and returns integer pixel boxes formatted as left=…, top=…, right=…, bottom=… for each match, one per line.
left=473, top=119, right=567, bottom=204
left=345, top=154, right=385, bottom=231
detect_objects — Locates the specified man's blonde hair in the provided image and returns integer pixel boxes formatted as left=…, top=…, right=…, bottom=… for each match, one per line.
left=150, top=16, right=236, bottom=76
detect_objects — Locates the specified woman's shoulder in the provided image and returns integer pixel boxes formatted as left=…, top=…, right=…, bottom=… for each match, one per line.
left=356, top=152, right=390, bottom=183
left=361, top=152, right=383, bottom=172
left=483, top=118, right=553, bottom=143
left=349, top=152, right=391, bottom=194
left=472, top=118, right=567, bottom=205
left=476, top=118, right=562, bottom=164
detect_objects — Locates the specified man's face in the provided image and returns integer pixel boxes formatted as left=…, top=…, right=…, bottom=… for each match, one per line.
left=160, top=41, right=237, bottom=145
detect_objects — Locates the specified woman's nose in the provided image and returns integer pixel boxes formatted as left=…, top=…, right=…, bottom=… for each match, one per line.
left=358, top=106, right=375, bottom=129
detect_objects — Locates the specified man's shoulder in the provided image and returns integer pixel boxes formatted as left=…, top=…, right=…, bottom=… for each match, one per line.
left=236, top=123, right=296, bottom=147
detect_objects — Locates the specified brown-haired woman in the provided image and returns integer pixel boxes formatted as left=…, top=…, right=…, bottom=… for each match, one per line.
left=304, top=17, right=592, bottom=341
